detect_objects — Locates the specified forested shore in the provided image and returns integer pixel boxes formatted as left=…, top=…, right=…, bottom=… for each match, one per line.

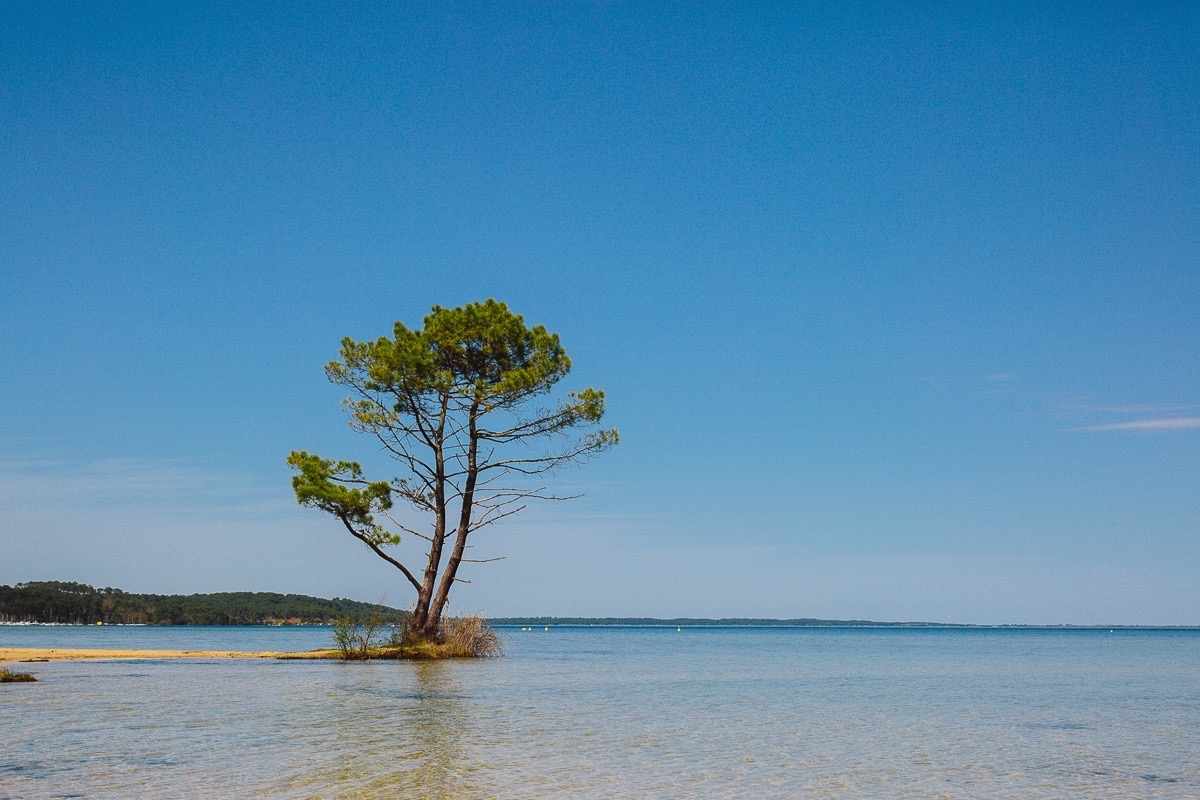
left=0, top=582, right=409, bottom=625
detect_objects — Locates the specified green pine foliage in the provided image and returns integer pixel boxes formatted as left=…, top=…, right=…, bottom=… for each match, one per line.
left=0, top=581, right=410, bottom=626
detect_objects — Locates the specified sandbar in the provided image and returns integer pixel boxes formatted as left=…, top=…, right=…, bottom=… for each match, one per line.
left=0, top=647, right=338, bottom=662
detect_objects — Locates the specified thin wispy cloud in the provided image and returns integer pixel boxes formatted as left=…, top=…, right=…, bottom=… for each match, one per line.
left=1064, top=403, right=1196, bottom=415
left=962, top=378, right=1198, bottom=434
left=1073, top=417, right=1200, bottom=433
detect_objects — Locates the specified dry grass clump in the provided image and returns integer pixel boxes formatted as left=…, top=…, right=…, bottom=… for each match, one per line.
left=0, top=667, right=37, bottom=683
left=434, top=614, right=504, bottom=658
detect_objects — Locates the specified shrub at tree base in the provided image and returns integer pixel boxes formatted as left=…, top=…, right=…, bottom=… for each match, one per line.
left=0, top=667, right=37, bottom=683
left=410, top=614, right=504, bottom=659
left=330, top=614, right=502, bottom=660
left=331, top=611, right=389, bottom=660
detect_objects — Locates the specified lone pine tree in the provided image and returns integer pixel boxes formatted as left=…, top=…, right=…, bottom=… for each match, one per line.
left=288, top=300, right=617, bottom=642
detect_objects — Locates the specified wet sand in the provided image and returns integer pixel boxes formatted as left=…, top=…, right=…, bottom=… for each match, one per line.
left=0, top=647, right=337, bottom=662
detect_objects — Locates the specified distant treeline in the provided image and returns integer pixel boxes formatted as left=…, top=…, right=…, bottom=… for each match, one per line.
left=489, top=617, right=962, bottom=627
left=0, top=582, right=410, bottom=625
left=490, top=618, right=1199, bottom=629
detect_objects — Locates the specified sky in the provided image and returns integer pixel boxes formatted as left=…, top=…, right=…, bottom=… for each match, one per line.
left=1, top=2, right=1197, bottom=624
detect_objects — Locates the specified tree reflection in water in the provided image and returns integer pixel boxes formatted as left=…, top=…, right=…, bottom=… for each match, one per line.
left=282, top=660, right=489, bottom=800
left=389, top=661, right=478, bottom=799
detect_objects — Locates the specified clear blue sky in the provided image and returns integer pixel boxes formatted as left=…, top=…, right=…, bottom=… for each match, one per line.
left=2, top=2, right=1197, bottom=623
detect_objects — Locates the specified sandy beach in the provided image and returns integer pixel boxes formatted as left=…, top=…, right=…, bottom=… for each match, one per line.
left=0, top=647, right=336, bottom=662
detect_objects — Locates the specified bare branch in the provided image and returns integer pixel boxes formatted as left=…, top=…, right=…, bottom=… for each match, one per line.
left=468, top=503, right=527, bottom=530
left=338, top=516, right=422, bottom=593
left=378, top=510, right=434, bottom=542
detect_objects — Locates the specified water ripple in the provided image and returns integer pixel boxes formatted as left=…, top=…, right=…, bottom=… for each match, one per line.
left=2, top=629, right=1198, bottom=798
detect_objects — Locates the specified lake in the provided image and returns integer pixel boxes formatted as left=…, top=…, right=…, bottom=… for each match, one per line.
left=2, top=626, right=1198, bottom=799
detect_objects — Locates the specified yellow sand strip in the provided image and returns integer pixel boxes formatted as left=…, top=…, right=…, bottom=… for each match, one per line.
left=0, top=647, right=338, bottom=662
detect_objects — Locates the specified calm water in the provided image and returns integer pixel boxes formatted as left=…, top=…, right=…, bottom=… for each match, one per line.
left=2, top=626, right=1198, bottom=799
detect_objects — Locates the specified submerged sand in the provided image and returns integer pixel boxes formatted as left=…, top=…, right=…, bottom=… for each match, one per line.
left=0, top=647, right=338, bottom=662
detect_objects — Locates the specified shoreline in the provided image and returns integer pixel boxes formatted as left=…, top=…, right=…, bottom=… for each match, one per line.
left=0, top=647, right=338, bottom=662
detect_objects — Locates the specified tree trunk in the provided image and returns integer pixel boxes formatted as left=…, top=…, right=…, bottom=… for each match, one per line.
left=408, top=395, right=453, bottom=643
left=426, top=403, right=479, bottom=631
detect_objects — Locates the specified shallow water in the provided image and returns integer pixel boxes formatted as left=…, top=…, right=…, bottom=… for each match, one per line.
left=2, top=627, right=1198, bottom=799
